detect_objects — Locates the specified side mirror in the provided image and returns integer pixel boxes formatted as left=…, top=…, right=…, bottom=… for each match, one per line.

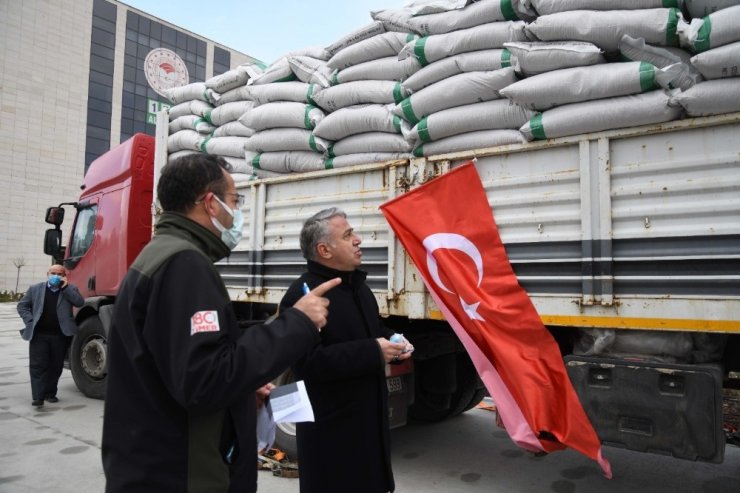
left=43, top=229, right=63, bottom=258
left=45, top=207, right=65, bottom=226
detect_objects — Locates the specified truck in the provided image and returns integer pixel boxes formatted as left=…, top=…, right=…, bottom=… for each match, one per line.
left=43, top=109, right=740, bottom=462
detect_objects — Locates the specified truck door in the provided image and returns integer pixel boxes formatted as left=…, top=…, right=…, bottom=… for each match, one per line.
left=66, top=199, right=99, bottom=299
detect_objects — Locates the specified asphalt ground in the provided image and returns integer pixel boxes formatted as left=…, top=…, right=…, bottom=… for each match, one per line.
left=1, top=302, right=739, bottom=492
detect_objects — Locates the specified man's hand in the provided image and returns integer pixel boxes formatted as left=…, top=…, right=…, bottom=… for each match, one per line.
left=292, top=277, right=342, bottom=330
left=60, top=275, right=68, bottom=289
left=377, top=338, right=413, bottom=364
left=256, top=383, right=275, bottom=409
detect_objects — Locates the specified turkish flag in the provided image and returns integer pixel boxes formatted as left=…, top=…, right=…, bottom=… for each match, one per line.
left=380, top=162, right=611, bottom=477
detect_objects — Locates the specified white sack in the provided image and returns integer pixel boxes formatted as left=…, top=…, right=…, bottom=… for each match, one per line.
left=247, top=82, right=318, bottom=106
left=413, top=129, right=526, bottom=156
left=312, top=81, right=409, bottom=112
left=288, top=56, right=334, bottom=88
left=393, top=68, right=517, bottom=124
left=402, top=49, right=514, bottom=92
left=248, top=151, right=327, bottom=174
left=238, top=102, right=325, bottom=131
left=167, top=130, right=202, bottom=152
left=407, top=99, right=534, bottom=145
left=164, top=82, right=219, bottom=105
left=208, top=101, right=255, bottom=126
left=205, top=65, right=250, bottom=93
left=669, top=78, right=740, bottom=115
left=212, top=121, right=255, bottom=138
left=407, top=0, right=536, bottom=35
left=216, top=86, right=253, bottom=106
left=328, top=132, right=413, bottom=157
left=334, top=56, right=422, bottom=83
left=399, top=21, right=528, bottom=65
left=500, top=62, right=660, bottom=111
left=678, top=5, right=740, bottom=53
left=313, top=104, right=411, bottom=141
left=199, top=136, right=250, bottom=158
left=530, top=0, right=675, bottom=15
left=325, top=152, right=412, bottom=168
left=524, top=8, right=683, bottom=52
left=325, top=21, right=387, bottom=57
left=328, top=32, right=418, bottom=70
left=520, top=90, right=683, bottom=140
left=169, top=115, right=216, bottom=135
left=370, top=9, right=415, bottom=33
left=244, top=129, right=330, bottom=153
left=690, top=41, right=740, bottom=78
left=683, top=0, right=740, bottom=18
left=248, top=58, right=296, bottom=85
left=504, top=41, right=605, bottom=76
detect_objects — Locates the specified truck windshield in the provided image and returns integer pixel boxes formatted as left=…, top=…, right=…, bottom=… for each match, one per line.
left=69, top=206, right=98, bottom=258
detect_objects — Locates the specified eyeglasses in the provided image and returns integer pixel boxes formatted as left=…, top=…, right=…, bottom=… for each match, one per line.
left=223, top=192, right=245, bottom=208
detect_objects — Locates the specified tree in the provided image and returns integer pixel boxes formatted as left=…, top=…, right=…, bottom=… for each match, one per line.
left=12, top=257, right=26, bottom=293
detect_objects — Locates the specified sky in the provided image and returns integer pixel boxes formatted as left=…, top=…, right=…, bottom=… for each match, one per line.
left=121, top=0, right=408, bottom=65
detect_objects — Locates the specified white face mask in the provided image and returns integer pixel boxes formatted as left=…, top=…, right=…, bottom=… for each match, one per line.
left=210, top=194, right=244, bottom=250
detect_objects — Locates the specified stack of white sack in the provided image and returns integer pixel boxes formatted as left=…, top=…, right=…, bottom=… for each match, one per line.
left=374, top=0, right=533, bottom=156
left=670, top=3, right=740, bottom=116
left=238, top=47, right=335, bottom=177
left=515, top=1, right=696, bottom=140
left=311, top=23, right=422, bottom=168
left=164, top=82, right=219, bottom=163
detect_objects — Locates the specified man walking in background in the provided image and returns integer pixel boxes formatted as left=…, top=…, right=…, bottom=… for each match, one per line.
left=17, top=264, right=84, bottom=407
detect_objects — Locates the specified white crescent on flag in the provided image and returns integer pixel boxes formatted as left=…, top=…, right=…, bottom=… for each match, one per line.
left=423, top=233, right=485, bottom=321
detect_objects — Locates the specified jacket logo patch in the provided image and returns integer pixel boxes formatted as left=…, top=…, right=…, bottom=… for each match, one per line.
left=191, top=310, right=220, bottom=335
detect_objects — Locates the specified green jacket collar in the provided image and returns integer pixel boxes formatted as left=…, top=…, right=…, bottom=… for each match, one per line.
left=154, top=212, right=231, bottom=262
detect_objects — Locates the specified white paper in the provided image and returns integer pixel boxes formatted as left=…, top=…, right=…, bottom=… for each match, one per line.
left=256, top=401, right=276, bottom=452
left=270, top=380, right=314, bottom=423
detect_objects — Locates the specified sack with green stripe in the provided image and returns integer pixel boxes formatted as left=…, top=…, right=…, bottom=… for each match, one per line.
left=402, top=49, right=513, bottom=92
left=683, top=0, right=740, bottom=19
left=245, top=150, right=326, bottom=174
left=500, top=61, right=660, bottom=111
left=413, top=129, right=525, bottom=157
left=619, top=35, right=701, bottom=90
left=407, top=0, right=536, bottom=36
left=325, top=152, right=412, bottom=169
left=690, top=40, right=740, bottom=79
left=398, top=21, right=527, bottom=66
left=215, top=86, right=253, bottom=106
left=288, top=56, right=334, bottom=88
left=168, top=100, right=214, bottom=120
left=213, top=121, right=254, bottom=138
left=208, top=101, right=255, bottom=126
left=328, top=132, right=413, bottom=157
left=169, top=115, right=216, bottom=135
left=393, top=68, right=517, bottom=124
left=205, top=65, right=251, bottom=93
left=525, top=8, right=683, bottom=52
left=312, top=80, right=408, bottom=112
left=313, top=104, right=411, bottom=141
left=519, top=90, right=682, bottom=141
left=238, top=102, right=325, bottom=131
left=325, top=21, right=386, bottom=57
left=249, top=58, right=297, bottom=86
left=164, top=82, right=218, bottom=105
left=334, top=56, right=421, bottom=84
left=504, top=41, right=605, bottom=76
left=407, top=99, right=534, bottom=146
left=244, top=128, right=330, bottom=153
left=327, top=32, right=418, bottom=71
left=199, top=136, right=250, bottom=158
left=167, top=130, right=202, bottom=153
left=248, top=82, right=318, bottom=106
left=530, top=0, right=681, bottom=16
left=678, top=4, right=740, bottom=53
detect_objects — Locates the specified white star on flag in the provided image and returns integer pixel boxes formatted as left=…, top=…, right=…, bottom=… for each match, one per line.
left=460, top=297, right=485, bottom=321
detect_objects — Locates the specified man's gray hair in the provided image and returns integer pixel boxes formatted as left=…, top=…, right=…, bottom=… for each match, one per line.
left=300, top=207, right=347, bottom=261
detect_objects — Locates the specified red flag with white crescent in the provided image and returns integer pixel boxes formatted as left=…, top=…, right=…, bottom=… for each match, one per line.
left=380, top=162, right=611, bottom=477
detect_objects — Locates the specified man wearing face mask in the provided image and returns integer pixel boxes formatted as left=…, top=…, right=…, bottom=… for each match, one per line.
left=101, top=154, right=341, bottom=493
left=17, top=264, right=84, bottom=407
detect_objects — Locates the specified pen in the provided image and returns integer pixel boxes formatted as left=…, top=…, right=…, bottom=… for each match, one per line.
left=302, top=282, right=310, bottom=295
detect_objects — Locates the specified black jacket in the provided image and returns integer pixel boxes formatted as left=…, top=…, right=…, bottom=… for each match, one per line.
left=280, top=260, right=395, bottom=493
left=102, top=212, right=320, bottom=493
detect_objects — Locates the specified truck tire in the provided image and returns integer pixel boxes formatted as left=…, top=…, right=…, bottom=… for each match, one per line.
left=271, top=369, right=299, bottom=459
left=409, top=352, right=484, bottom=421
left=70, top=315, right=107, bottom=400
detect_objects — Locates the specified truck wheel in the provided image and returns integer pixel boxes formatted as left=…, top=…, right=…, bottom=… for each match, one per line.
left=70, top=315, right=107, bottom=400
left=271, top=369, right=298, bottom=459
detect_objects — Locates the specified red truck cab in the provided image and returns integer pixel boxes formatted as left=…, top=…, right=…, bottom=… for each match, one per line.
left=43, top=133, right=155, bottom=397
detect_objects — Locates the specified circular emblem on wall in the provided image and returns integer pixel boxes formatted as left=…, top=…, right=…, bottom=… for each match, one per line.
left=144, top=48, right=189, bottom=97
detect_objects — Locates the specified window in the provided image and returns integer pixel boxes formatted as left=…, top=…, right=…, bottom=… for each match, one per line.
left=69, top=206, right=98, bottom=258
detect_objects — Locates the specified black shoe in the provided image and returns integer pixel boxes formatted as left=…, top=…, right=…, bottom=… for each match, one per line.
left=32, top=399, right=44, bottom=407
left=45, top=396, right=59, bottom=403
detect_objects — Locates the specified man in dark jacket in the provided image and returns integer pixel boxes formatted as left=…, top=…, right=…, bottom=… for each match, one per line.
left=280, top=208, right=413, bottom=493
left=17, top=264, right=84, bottom=407
left=101, top=154, right=340, bottom=493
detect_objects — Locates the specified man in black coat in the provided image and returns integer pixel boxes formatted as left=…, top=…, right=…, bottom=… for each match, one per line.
left=102, top=154, right=340, bottom=493
left=280, top=207, right=413, bottom=493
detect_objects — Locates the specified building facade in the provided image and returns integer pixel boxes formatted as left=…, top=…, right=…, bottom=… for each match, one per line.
left=0, top=0, right=258, bottom=292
